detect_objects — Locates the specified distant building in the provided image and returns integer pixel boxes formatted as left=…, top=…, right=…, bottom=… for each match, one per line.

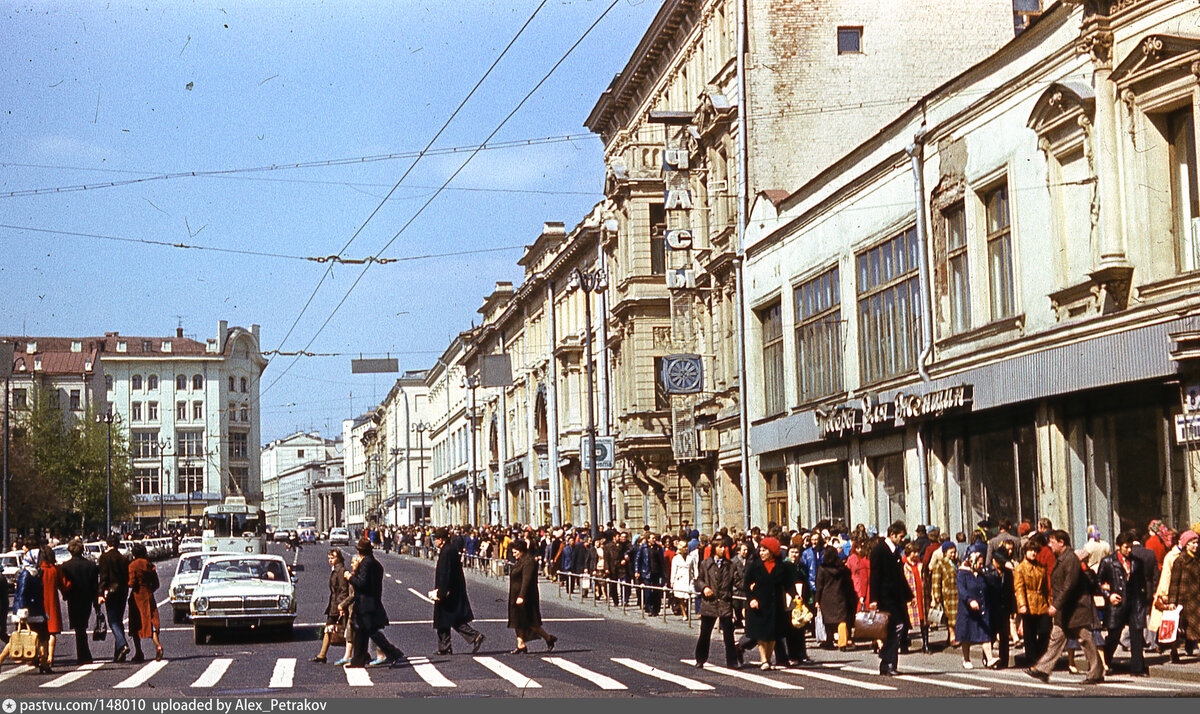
left=342, top=412, right=376, bottom=534
left=261, top=432, right=344, bottom=530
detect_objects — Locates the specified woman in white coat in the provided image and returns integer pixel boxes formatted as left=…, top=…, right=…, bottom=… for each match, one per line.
left=671, top=539, right=696, bottom=615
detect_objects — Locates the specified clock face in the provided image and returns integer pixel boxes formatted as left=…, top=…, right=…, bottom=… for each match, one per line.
left=662, top=355, right=702, bottom=394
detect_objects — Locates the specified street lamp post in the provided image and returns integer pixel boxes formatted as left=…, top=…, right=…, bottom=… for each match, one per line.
left=462, top=375, right=480, bottom=526
left=567, top=265, right=607, bottom=540
left=96, top=410, right=114, bottom=536
left=412, top=422, right=430, bottom=527
left=157, top=436, right=171, bottom=533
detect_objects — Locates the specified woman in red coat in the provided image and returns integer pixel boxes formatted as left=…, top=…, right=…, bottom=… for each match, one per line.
left=847, top=540, right=871, bottom=611
left=40, top=546, right=68, bottom=673
left=127, top=543, right=163, bottom=661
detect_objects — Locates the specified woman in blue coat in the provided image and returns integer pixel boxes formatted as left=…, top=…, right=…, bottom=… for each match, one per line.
left=956, top=551, right=996, bottom=669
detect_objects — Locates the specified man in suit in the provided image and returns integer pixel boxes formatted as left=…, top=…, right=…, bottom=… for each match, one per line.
left=1027, top=530, right=1103, bottom=683
left=1098, top=531, right=1149, bottom=676
left=869, top=521, right=913, bottom=676
left=59, top=538, right=99, bottom=664
left=96, top=534, right=130, bottom=662
left=432, top=528, right=484, bottom=655
left=345, top=539, right=404, bottom=668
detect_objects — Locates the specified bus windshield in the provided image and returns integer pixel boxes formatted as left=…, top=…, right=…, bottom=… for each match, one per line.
left=204, top=511, right=264, bottom=538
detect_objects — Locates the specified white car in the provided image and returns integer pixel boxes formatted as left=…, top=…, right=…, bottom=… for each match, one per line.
left=328, top=528, right=351, bottom=546
left=83, top=541, right=106, bottom=562
left=1, top=551, right=20, bottom=587
left=178, top=536, right=204, bottom=555
left=169, top=552, right=214, bottom=623
left=190, top=554, right=297, bottom=644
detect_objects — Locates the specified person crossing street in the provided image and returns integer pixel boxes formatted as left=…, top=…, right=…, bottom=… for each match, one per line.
left=344, top=539, right=405, bottom=668
left=432, top=528, right=485, bottom=655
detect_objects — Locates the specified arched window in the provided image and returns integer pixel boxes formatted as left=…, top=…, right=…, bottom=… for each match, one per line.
left=147, top=374, right=159, bottom=390
left=132, top=375, right=143, bottom=390
left=192, top=375, right=203, bottom=390
left=176, top=375, right=187, bottom=391
left=240, top=377, right=248, bottom=393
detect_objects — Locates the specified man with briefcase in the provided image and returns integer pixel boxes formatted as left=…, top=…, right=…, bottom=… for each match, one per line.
left=869, top=521, right=914, bottom=676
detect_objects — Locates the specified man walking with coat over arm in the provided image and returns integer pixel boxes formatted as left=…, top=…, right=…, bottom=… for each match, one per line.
left=433, top=528, right=485, bottom=655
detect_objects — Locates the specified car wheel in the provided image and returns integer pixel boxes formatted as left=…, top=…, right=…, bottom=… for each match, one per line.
left=194, top=625, right=207, bottom=645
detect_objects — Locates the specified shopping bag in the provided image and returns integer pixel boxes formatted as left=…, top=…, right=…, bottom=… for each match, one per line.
left=813, top=611, right=827, bottom=641
left=92, top=610, right=108, bottom=642
left=791, top=598, right=814, bottom=629
left=10, top=622, right=38, bottom=661
left=578, top=573, right=592, bottom=592
left=326, top=623, right=347, bottom=647
left=928, top=606, right=945, bottom=627
left=1157, top=606, right=1182, bottom=645
left=853, top=609, right=889, bottom=641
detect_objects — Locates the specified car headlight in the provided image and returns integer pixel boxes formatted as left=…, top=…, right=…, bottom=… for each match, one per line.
left=194, top=597, right=208, bottom=613
left=173, top=585, right=185, bottom=597
left=278, top=595, right=292, bottom=610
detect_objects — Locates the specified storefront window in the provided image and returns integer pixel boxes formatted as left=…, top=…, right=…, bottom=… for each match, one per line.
left=808, top=462, right=848, bottom=527
left=765, top=471, right=788, bottom=529
left=967, top=423, right=1037, bottom=526
left=871, top=453, right=906, bottom=526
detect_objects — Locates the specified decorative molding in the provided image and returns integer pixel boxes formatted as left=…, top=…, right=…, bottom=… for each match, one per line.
left=1047, top=265, right=1134, bottom=320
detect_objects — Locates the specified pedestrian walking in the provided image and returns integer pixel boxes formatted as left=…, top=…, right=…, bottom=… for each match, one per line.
left=741, top=536, right=793, bottom=670
left=780, top=544, right=812, bottom=666
left=985, top=550, right=1013, bottom=668
left=1014, top=541, right=1051, bottom=665
left=930, top=542, right=959, bottom=648
left=0, top=544, right=47, bottom=671
left=432, top=528, right=485, bottom=655
left=37, top=545, right=67, bottom=673
left=1166, top=530, right=1200, bottom=656
left=59, top=538, right=98, bottom=665
left=1150, top=530, right=1184, bottom=661
left=693, top=536, right=741, bottom=668
left=311, top=549, right=349, bottom=663
left=97, top=534, right=131, bottom=663
left=957, top=551, right=994, bottom=668
left=902, top=542, right=929, bottom=654
left=814, top=545, right=855, bottom=651
left=1026, top=530, right=1103, bottom=684
left=127, top=543, right=162, bottom=662
left=506, top=538, right=556, bottom=654
left=869, top=521, right=912, bottom=676
left=344, top=539, right=405, bottom=668
left=1098, top=531, right=1149, bottom=676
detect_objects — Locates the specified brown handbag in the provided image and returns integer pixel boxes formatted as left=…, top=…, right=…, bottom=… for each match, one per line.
left=10, top=622, right=39, bottom=661
left=852, top=609, right=889, bottom=641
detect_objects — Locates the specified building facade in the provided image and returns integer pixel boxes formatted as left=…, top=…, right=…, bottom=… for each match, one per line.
left=373, top=372, right=432, bottom=527
left=743, top=0, right=1200, bottom=539
left=260, top=431, right=344, bottom=530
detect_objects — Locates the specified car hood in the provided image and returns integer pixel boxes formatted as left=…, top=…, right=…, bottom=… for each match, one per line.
left=171, top=573, right=202, bottom=588
left=191, top=579, right=294, bottom=599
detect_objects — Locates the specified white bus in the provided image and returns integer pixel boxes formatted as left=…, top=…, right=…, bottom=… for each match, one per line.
left=297, top=516, right=317, bottom=543
left=201, top=496, right=267, bottom=554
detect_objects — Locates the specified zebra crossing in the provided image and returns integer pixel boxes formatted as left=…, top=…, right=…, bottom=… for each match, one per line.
left=6, top=654, right=1200, bottom=696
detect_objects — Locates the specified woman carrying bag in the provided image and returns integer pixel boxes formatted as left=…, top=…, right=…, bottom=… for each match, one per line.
left=127, top=543, right=163, bottom=662
left=312, top=549, right=350, bottom=663
left=0, top=546, right=47, bottom=671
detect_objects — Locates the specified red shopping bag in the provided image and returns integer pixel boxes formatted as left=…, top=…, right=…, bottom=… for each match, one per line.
left=1157, top=606, right=1182, bottom=645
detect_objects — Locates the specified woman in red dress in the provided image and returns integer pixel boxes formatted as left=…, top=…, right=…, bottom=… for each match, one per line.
left=39, top=545, right=68, bottom=673
left=128, top=543, right=163, bottom=661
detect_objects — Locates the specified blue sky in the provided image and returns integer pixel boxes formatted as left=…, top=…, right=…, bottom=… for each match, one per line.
left=1, top=0, right=661, bottom=441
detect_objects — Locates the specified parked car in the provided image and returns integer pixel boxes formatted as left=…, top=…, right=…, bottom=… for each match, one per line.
left=170, top=552, right=214, bottom=623
left=1, top=550, right=20, bottom=587
left=178, top=536, right=204, bottom=555
left=328, top=528, right=351, bottom=546
left=190, top=554, right=297, bottom=644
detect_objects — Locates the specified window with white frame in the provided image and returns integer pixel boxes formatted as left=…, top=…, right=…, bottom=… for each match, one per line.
left=176, top=375, right=187, bottom=391
left=230, top=466, right=249, bottom=496
left=69, top=390, right=81, bottom=411
left=758, top=300, right=786, bottom=416
left=192, top=374, right=203, bottom=391
left=984, top=184, right=1016, bottom=320
left=857, top=227, right=921, bottom=384
left=133, top=467, right=159, bottom=495
left=178, top=465, right=204, bottom=494
left=176, top=401, right=187, bottom=421
left=230, top=431, right=249, bottom=459
left=131, top=401, right=142, bottom=421
left=177, top=429, right=204, bottom=458
left=943, top=203, right=970, bottom=334
left=132, top=431, right=160, bottom=458
left=147, top=374, right=159, bottom=390
left=1167, top=108, right=1200, bottom=272
left=148, top=401, right=159, bottom=421
left=193, top=401, right=203, bottom=420
left=793, top=267, right=842, bottom=403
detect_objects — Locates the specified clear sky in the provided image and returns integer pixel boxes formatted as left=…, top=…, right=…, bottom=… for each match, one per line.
left=1, top=0, right=661, bottom=442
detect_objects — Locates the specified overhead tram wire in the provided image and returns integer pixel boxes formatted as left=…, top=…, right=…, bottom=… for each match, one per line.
left=267, top=0, right=551, bottom=362
left=259, top=0, right=627, bottom=399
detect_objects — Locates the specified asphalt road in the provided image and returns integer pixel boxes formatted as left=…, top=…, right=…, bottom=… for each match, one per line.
left=4, top=543, right=1199, bottom=699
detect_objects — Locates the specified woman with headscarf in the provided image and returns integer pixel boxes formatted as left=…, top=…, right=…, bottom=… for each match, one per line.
left=1166, top=530, right=1200, bottom=659
left=1084, top=525, right=1111, bottom=570
left=127, top=543, right=163, bottom=662
left=741, top=537, right=795, bottom=670
left=931, top=541, right=960, bottom=648
left=39, top=546, right=68, bottom=673
left=0, top=544, right=47, bottom=671
left=506, top=538, right=556, bottom=654
left=956, top=550, right=995, bottom=668
left=1145, top=520, right=1173, bottom=567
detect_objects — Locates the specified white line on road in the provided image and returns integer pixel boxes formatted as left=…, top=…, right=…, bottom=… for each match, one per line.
left=114, top=660, right=168, bottom=689
left=0, top=664, right=35, bottom=684
left=268, top=658, right=296, bottom=688
left=946, top=671, right=1078, bottom=692
left=191, top=658, right=233, bottom=688
left=54, top=616, right=605, bottom=636
left=611, top=657, right=713, bottom=691
left=474, top=656, right=541, bottom=689
left=776, top=666, right=897, bottom=691
left=1100, top=681, right=1186, bottom=694
left=407, top=587, right=434, bottom=604
left=408, top=656, right=456, bottom=687
left=545, top=657, right=627, bottom=690
left=838, top=665, right=988, bottom=690
left=156, top=597, right=171, bottom=608
left=680, top=660, right=803, bottom=690
left=393, top=579, right=402, bottom=585
left=42, top=662, right=105, bottom=688
left=343, top=666, right=373, bottom=687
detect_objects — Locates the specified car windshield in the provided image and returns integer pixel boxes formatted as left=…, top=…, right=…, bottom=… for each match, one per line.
left=177, top=556, right=207, bottom=574
left=201, top=559, right=287, bottom=583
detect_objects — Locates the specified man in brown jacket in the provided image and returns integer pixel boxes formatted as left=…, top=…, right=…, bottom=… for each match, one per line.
left=1026, top=530, right=1102, bottom=683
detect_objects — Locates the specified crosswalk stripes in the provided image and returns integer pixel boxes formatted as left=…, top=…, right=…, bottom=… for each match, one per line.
left=343, top=666, right=373, bottom=687
left=838, top=665, right=988, bottom=691
left=776, top=665, right=897, bottom=691
left=679, top=660, right=804, bottom=690
left=268, top=658, right=296, bottom=688
left=611, top=657, right=713, bottom=691
left=114, top=661, right=168, bottom=689
left=1100, top=681, right=1185, bottom=694
left=191, top=658, right=233, bottom=688
left=42, top=661, right=105, bottom=688
left=545, top=657, right=627, bottom=690
left=407, top=587, right=434, bottom=604
left=408, top=656, right=455, bottom=687
left=970, top=668, right=1191, bottom=695
left=0, top=664, right=35, bottom=684
left=474, top=656, right=541, bottom=689
left=945, top=671, right=1079, bottom=693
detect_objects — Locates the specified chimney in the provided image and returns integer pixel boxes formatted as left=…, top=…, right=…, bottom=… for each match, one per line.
left=176, top=327, right=184, bottom=338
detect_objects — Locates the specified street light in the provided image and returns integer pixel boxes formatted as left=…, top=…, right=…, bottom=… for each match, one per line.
left=96, top=409, right=114, bottom=535
left=411, top=421, right=431, bottom=527
left=461, top=374, right=480, bottom=526
left=567, top=265, right=608, bottom=540
left=157, top=436, right=172, bottom=533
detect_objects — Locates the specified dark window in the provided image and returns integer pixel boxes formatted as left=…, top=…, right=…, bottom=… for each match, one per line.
left=653, top=357, right=670, bottom=410
left=837, top=26, right=862, bottom=54
left=13, top=388, right=27, bottom=410
left=193, top=374, right=203, bottom=390
left=240, top=377, right=248, bottom=393
left=985, top=184, right=1016, bottom=320
left=759, top=301, right=785, bottom=416
left=69, top=390, right=81, bottom=411
left=147, top=374, right=159, bottom=390
left=230, top=431, right=249, bottom=460
left=649, top=203, right=667, bottom=275
left=857, top=227, right=922, bottom=384
left=132, top=375, right=143, bottom=390
left=944, top=203, right=970, bottom=334
left=105, top=375, right=113, bottom=391
left=176, top=375, right=187, bottom=391
left=794, top=267, right=842, bottom=403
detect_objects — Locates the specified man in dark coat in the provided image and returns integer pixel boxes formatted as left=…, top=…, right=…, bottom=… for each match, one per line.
left=97, top=533, right=130, bottom=662
left=1027, top=530, right=1102, bottom=683
left=432, top=528, right=484, bottom=655
left=345, top=539, right=404, bottom=668
left=603, top=534, right=623, bottom=606
left=693, top=536, right=742, bottom=668
left=59, top=538, right=99, bottom=663
left=869, top=521, right=913, bottom=676
left=1098, top=531, right=1148, bottom=676
left=637, top=533, right=666, bottom=615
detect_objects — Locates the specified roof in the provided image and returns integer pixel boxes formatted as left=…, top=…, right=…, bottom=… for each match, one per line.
left=3, top=335, right=211, bottom=357
left=10, top=349, right=97, bottom=375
